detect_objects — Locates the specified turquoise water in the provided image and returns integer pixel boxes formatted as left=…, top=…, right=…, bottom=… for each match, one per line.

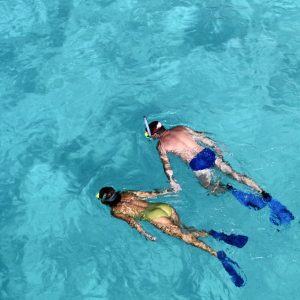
left=1, top=0, right=300, bottom=299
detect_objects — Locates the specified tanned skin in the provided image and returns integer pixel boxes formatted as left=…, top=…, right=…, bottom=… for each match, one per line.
left=102, top=188, right=217, bottom=257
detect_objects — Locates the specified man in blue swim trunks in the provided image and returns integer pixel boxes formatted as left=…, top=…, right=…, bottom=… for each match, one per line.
left=144, top=121, right=269, bottom=197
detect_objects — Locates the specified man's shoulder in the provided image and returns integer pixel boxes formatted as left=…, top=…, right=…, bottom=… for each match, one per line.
left=171, top=125, right=189, bottom=130
left=120, top=191, right=130, bottom=197
left=170, top=125, right=191, bottom=133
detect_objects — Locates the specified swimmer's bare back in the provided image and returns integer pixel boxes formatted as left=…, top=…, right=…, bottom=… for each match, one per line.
left=157, top=126, right=205, bottom=162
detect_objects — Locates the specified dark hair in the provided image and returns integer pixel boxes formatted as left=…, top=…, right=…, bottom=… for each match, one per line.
left=147, top=121, right=166, bottom=135
left=99, top=186, right=115, bottom=199
left=98, top=186, right=121, bottom=207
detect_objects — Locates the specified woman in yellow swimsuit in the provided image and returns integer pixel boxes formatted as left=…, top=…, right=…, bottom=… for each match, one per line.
left=96, top=186, right=248, bottom=287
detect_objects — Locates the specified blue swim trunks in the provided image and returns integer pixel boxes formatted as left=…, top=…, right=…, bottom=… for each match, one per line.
left=189, top=148, right=216, bottom=171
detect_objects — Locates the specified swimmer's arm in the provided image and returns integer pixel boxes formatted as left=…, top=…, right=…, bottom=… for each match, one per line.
left=112, top=212, right=156, bottom=241
left=128, top=189, right=173, bottom=199
left=157, top=143, right=174, bottom=182
left=187, top=128, right=223, bottom=157
left=157, top=143, right=181, bottom=192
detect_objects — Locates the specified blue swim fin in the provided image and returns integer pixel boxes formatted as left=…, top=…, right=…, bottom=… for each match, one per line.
left=268, top=198, right=294, bottom=226
left=217, top=251, right=245, bottom=287
left=227, top=185, right=267, bottom=210
left=209, top=230, right=248, bottom=248
left=227, top=185, right=295, bottom=226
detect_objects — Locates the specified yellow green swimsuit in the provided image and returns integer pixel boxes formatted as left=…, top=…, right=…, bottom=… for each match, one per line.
left=138, top=203, right=173, bottom=222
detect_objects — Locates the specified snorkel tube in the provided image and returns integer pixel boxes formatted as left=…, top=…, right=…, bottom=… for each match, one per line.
left=144, top=116, right=152, bottom=140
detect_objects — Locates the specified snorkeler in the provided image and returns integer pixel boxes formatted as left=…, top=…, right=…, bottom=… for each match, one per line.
left=96, top=186, right=248, bottom=287
left=143, top=118, right=294, bottom=226
left=144, top=119, right=265, bottom=194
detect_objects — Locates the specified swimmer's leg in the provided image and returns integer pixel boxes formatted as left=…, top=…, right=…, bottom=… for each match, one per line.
left=151, top=218, right=245, bottom=286
left=170, top=208, right=180, bottom=225
left=191, top=230, right=210, bottom=238
left=151, top=217, right=217, bottom=257
left=167, top=208, right=246, bottom=246
left=179, top=226, right=248, bottom=249
left=215, top=157, right=263, bottom=193
left=194, top=169, right=226, bottom=194
left=179, top=222, right=210, bottom=237
left=169, top=209, right=210, bottom=236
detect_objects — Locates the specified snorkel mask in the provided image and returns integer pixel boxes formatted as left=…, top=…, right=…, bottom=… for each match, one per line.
left=144, top=116, right=152, bottom=140
left=96, top=190, right=120, bottom=205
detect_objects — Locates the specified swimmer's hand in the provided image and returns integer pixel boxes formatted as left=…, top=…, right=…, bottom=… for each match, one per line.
left=145, top=233, right=156, bottom=241
left=170, top=181, right=182, bottom=193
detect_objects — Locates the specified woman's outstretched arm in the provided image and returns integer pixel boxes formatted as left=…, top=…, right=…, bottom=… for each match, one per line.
left=112, top=211, right=156, bottom=241
left=127, top=189, right=173, bottom=199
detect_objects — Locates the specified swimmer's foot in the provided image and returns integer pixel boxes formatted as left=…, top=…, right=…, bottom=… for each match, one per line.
left=261, top=190, right=272, bottom=202
left=226, top=184, right=233, bottom=191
